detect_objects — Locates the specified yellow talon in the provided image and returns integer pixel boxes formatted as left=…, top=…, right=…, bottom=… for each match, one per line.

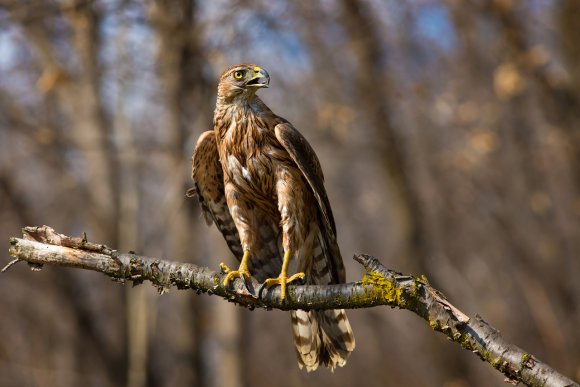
left=221, top=250, right=252, bottom=287
left=262, top=250, right=305, bottom=300
left=223, top=269, right=251, bottom=287
left=263, top=272, right=305, bottom=300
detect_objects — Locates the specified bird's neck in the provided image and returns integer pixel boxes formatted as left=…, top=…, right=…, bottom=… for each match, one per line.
left=214, top=95, right=270, bottom=141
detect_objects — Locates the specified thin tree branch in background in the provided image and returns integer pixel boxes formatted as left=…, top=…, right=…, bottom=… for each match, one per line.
left=5, top=226, right=577, bottom=387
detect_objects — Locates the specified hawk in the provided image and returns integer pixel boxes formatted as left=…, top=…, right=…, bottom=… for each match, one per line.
left=189, top=64, right=355, bottom=371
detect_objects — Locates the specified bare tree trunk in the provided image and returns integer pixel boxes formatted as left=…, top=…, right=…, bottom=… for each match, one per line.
left=15, top=1, right=118, bottom=244
left=9, top=2, right=126, bottom=385
left=110, top=12, right=149, bottom=387
left=60, top=0, right=118, bottom=244
left=339, top=0, right=429, bottom=271
left=484, top=0, right=580, bottom=371
left=148, top=1, right=227, bottom=386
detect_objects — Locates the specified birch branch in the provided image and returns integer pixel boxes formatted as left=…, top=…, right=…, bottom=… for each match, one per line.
left=5, top=225, right=577, bottom=387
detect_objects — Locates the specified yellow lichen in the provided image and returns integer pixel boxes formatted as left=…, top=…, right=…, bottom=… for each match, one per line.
left=429, top=319, right=440, bottom=330
left=361, top=272, right=427, bottom=314
left=362, top=272, right=401, bottom=306
left=520, top=353, right=532, bottom=369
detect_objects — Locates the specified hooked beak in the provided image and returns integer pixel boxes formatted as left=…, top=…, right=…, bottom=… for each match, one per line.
left=246, top=66, right=270, bottom=88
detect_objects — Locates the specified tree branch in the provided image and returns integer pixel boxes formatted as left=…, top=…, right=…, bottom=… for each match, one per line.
left=5, top=226, right=577, bottom=387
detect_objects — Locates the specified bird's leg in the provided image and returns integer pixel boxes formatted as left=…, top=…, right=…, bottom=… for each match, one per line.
left=221, top=250, right=252, bottom=288
left=261, top=250, right=305, bottom=301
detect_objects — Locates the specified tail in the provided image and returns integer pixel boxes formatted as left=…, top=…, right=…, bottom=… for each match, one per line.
left=291, top=309, right=355, bottom=372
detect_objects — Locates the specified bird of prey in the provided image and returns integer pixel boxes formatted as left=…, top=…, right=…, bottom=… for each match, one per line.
left=189, top=64, right=355, bottom=371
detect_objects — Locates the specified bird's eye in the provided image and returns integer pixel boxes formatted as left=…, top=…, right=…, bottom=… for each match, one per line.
left=233, top=71, right=244, bottom=79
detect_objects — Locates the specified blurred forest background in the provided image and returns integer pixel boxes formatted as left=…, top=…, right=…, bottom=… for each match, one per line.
left=1, top=0, right=579, bottom=386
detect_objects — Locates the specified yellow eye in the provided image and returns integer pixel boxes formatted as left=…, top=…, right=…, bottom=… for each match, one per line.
left=233, top=71, right=244, bottom=79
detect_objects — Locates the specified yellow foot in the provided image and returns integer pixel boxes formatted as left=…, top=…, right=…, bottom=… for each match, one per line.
left=220, top=250, right=252, bottom=289
left=261, top=272, right=305, bottom=301
left=220, top=262, right=251, bottom=287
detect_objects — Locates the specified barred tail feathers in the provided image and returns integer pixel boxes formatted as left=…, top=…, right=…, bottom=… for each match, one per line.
left=291, top=309, right=355, bottom=372
left=291, top=310, right=321, bottom=371
left=291, top=233, right=355, bottom=371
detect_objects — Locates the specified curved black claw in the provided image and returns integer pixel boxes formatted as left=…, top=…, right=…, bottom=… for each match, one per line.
left=220, top=263, right=255, bottom=295
left=240, top=274, right=253, bottom=294
left=257, top=282, right=268, bottom=300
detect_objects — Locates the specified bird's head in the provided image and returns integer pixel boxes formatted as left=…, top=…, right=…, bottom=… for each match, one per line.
left=217, top=64, right=270, bottom=102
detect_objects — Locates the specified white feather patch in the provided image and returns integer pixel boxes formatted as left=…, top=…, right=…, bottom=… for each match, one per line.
left=241, top=166, right=251, bottom=181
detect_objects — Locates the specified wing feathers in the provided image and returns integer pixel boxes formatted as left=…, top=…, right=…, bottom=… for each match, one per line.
left=191, top=131, right=244, bottom=260
left=274, top=123, right=336, bottom=235
left=274, top=123, right=345, bottom=283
